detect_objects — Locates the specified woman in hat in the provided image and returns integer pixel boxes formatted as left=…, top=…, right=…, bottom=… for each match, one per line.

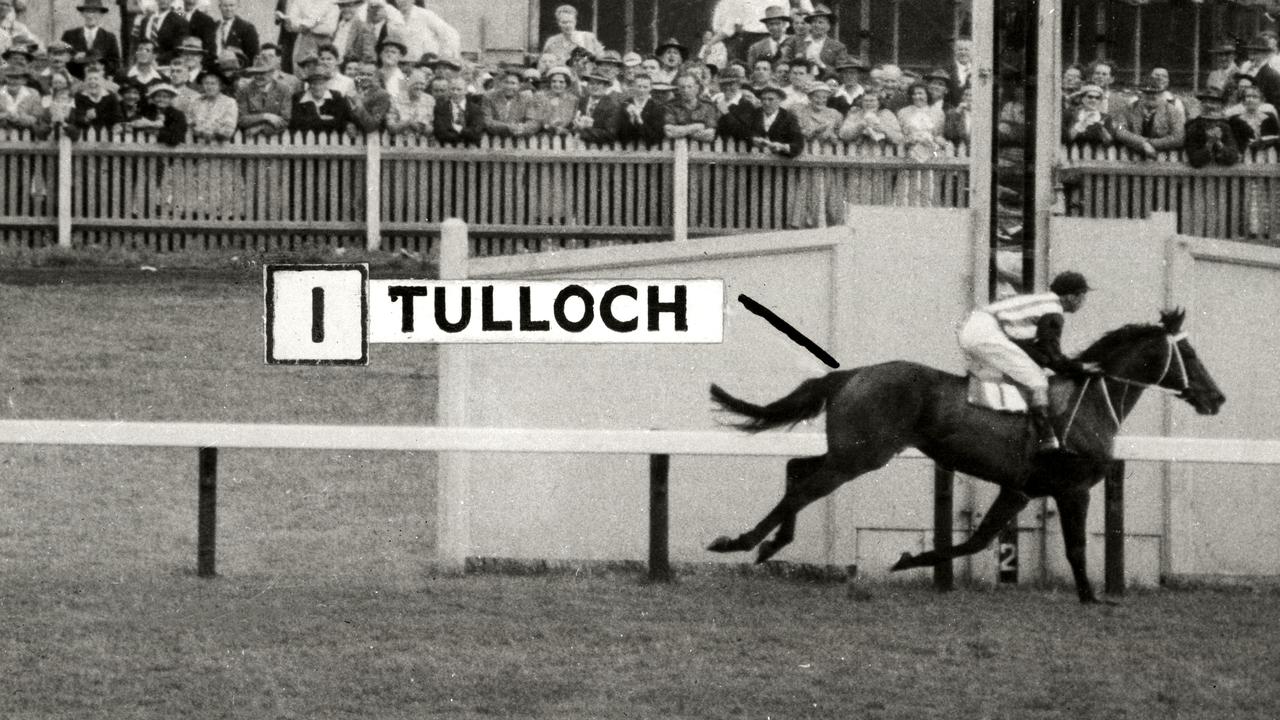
left=130, top=82, right=188, bottom=146
left=0, top=66, right=41, bottom=131
left=188, top=70, right=237, bottom=141
left=789, top=80, right=843, bottom=228
left=375, top=33, right=408, bottom=98
left=1062, top=83, right=1114, bottom=148
left=541, top=4, right=603, bottom=71
left=386, top=69, right=435, bottom=137
left=791, top=4, right=845, bottom=76
left=535, top=65, right=578, bottom=136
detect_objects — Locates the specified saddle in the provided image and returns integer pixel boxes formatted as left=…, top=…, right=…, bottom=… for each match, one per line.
left=966, top=361, right=1029, bottom=414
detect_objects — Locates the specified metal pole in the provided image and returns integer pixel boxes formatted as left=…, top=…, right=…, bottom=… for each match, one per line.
left=672, top=138, right=689, bottom=241
left=57, top=135, right=72, bottom=248
left=365, top=136, right=381, bottom=252
left=933, top=465, right=954, bottom=592
left=1105, top=460, right=1126, bottom=596
left=648, top=453, right=672, bottom=582
left=197, top=447, right=218, bottom=578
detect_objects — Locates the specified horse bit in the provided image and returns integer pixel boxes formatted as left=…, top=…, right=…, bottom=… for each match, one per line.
left=1061, top=332, right=1189, bottom=444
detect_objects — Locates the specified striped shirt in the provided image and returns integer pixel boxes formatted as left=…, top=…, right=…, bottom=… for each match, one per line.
left=986, top=292, right=1063, bottom=340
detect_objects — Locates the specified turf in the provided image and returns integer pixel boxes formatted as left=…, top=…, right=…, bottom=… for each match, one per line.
left=2, top=271, right=1279, bottom=719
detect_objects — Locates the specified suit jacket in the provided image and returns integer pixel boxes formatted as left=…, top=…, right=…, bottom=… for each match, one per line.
left=334, top=16, right=376, bottom=64
left=716, top=96, right=760, bottom=143
left=1113, top=100, right=1185, bottom=152
left=746, top=35, right=786, bottom=68
left=781, top=36, right=846, bottom=73
left=620, top=96, right=666, bottom=146
left=134, top=11, right=190, bottom=65
left=432, top=96, right=485, bottom=145
left=575, top=94, right=623, bottom=145
left=289, top=90, right=356, bottom=134
left=1256, top=63, right=1280, bottom=111
left=946, top=62, right=972, bottom=108
left=62, top=27, right=122, bottom=79
left=748, top=106, right=804, bottom=158
left=187, top=9, right=220, bottom=60
left=211, top=16, right=261, bottom=67
left=1185, top=116, right=1241, bottom=168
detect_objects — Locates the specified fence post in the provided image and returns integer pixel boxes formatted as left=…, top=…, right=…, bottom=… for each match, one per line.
left=648, top=453, right=672, bottom=582
left=933, top=465, right=954, bottom=591
left=57, top=134, right=72, bottom=249
left=197, top=447, right=218, bottom=578
left=1105, top=460, right=1125, bottom=596
left=365, top=134, right=381, bottom=252
left=673, top=139, right=689, bottom=241
left=435, top=218, right=471, bottom=573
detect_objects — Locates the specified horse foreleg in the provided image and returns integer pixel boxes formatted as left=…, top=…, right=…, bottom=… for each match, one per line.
left=708, top=455, right=825, bottom=554
left=891, top=487, right=1031, bottom=571
left=1055, top=485, right=1102, bottom=604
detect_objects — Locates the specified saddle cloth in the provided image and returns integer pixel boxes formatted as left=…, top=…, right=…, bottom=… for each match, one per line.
left=966, top=360, right=1029, bottom=414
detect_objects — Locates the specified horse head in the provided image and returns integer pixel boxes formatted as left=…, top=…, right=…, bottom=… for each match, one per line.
left=1081, top=309, right=1225, bottom=416
left=1159, top=308, right=1226, bottom=415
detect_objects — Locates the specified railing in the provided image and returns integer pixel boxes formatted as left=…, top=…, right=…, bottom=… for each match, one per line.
left=0, top=128, right=970, bottom=253
left=5, top=128, right=1279, bottom=251
left=1061, top=144, right=1280, bottom=244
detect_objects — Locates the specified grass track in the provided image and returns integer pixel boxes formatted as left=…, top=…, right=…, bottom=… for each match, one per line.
left=2, top=270, right=1279, bottom=718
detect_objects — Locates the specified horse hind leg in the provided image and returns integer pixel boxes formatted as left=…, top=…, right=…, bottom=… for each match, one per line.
left=891, top=486, right=1031, bottom=572
left=708, top=455, right=826, bottom=554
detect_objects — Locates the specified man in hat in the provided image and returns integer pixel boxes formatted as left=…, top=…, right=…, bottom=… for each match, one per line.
left=1244, top=36, right=1280, bottom=109
left=179, top=0, right=220, bottom=60
left=827, top=55, right=866, bottom=115
left=662, top=72, right=719, bottom=142
left=375, top=31, right=407, bottom=97
left=482, top=65, right=540, bottom=137
left=394, top=0, right=458, bottom=64
left=1206, top=42, right=1238, bottom=97
left=237, top=53, right=292, bottom=136
left=432, top=75, right=483, bottom=144
left=290, top=66, right=356, bottom=133
left=211, top=0, right=259, bottom=70
left=573, top=71, right=623, bottom=144
left=653, top=38, right=687, bottom=86
left=346, top=61, right=390, bottom=132
left=254, top=43, right=300, bottom=96
left=790, top=4, right=844, bottom=76
left=37, top=41, right=75, bottom=95
left=746, top=5, right=790, bottom=69
left=1113, top=79, right=1185, bottom=159
left=620, top=71, right=664, bottom=145
left=281, top=0, right=339, bottom=70
left=214, top=48, right=248, bottom=93
left=595, top=49, right=625, bottom=94
left=363, top=0, right=403, bottom=56
left=333, top=0, right=375, bottom=65
left=957, top=271, right=1098, bottom=454
left=712, top=63, right=757, bottom=142
left=0, top=66, right=41, bottom=130
left=1186, top=90, right=1240, bottom=168
left=541, top=4, right=603, bottom=71
left=315, top=43, right=354, bottom=95
left=176, top=36, right=208, bottom=85
left=747, top=83, right=803, bottom=157
left=62, top=0, right=121, bottom=78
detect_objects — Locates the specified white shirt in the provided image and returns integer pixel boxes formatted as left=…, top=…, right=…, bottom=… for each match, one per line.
left=761, top=109, right=779, bottom=132
left=400, top=5, right=460, bottom=62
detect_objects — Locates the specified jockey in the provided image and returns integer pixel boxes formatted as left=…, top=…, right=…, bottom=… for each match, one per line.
left=957, top=271, right=1098, bottom=453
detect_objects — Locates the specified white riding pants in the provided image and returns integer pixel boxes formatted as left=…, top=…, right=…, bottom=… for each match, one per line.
left=958, top=311, right=1050, bottom=406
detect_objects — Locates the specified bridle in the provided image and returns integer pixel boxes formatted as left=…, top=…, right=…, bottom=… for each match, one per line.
left=1062, top=332, right=1190, bottom=442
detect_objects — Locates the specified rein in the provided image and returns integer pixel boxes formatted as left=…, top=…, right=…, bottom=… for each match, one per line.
left=1061, top=332, right=1189, bottom=445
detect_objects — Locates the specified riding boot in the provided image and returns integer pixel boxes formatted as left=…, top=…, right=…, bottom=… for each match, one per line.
left=1030, top=406, right=1061, bottom=453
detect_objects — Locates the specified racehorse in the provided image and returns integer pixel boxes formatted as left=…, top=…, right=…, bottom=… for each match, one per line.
left=706, top=309, right=1225, bottom=603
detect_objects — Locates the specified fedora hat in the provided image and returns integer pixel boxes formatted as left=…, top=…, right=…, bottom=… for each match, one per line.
left=835, top=55, right=869, bottom=72
left=1210, top=42, right=1237, bottom=55
left=760, top=5, right=791, bottom=25
left=596, top=49, right=624, bottom=67
left=806, top=3, right=835, bottom=21
left=178, top=36, right=206, bottom=55
left=1, top=44, right=34, bottom=62
left=925, top=68, right=951, bottom=83
left=430, top=56, right=462, bottom=71
left=377, top=32, right=408, bottom=56
left=76, top=0, right=110, bottom=13
left=654, top=37, right=688, bottom=58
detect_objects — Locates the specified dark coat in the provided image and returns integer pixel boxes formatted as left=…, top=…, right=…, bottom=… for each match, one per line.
left=211, top=16, right=261, bottom=69
left=61, top=27, right=121, bottom=78
left=1255, top=63, right=1280, bottom=111
left=71, top=91, right=123, bottom=132
left=135, top=11, right=190, bottom=66
left=289, top=90, right=356, bottom=134
left=432, top=96, right=486, bottom=145
left=1227, top=111, right=1280, bottom=150
left=716, top=96, right=760, bottom=143
left=187, top=9, right=220, bottom=61
left=575, top=93, right=623, bottom=145
left=620, top=96, right=666, bottom=146
left=746, top=106, right=804, bottom=158
left=1184, top=116, right=1241, bottom=168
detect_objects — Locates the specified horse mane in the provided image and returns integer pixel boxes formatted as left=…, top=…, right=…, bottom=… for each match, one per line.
left=1075, top=309, right=1186, bottom=364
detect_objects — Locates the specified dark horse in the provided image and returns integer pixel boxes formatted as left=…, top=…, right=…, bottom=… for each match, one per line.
left=707, top=310, right=1225, bottom=603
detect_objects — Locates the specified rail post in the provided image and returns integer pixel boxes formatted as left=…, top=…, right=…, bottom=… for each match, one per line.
left=933, top=465, right=954, bottom=591
left=435, top=219, right=472, bottom=573
left=57, top=134, right=72, bottom=248
left=648, top=453, right=672, bottom=582
left=672, top=139, right=689, bottom=241
left=365, top=134, right=381, bottom=251
left=1105, top=460, right=1125, bottom=596
left=197, top=447, right=218, bottom=578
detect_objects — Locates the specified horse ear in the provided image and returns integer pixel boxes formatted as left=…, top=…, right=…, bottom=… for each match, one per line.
left=1161, top=307, right=1186, bottom=334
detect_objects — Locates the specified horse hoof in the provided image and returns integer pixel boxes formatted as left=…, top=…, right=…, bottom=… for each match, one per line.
left=707, top=536, right=737, bottom=553
left=889, top=552, right=913, bottom=572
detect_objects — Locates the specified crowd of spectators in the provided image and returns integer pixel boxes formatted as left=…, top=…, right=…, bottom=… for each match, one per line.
left=1061, top=31, right=1280, bottom=166
left=1, top=0, right=1276, bottom=167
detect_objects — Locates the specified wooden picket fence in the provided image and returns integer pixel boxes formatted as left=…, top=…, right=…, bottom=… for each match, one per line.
left=3, top=127, right=1276, bottom=253
left=1061, top=143, right=1280, bottom=244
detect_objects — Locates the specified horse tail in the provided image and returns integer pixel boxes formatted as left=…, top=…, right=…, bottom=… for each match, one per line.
left=710, top=372, right=853, bottom=433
